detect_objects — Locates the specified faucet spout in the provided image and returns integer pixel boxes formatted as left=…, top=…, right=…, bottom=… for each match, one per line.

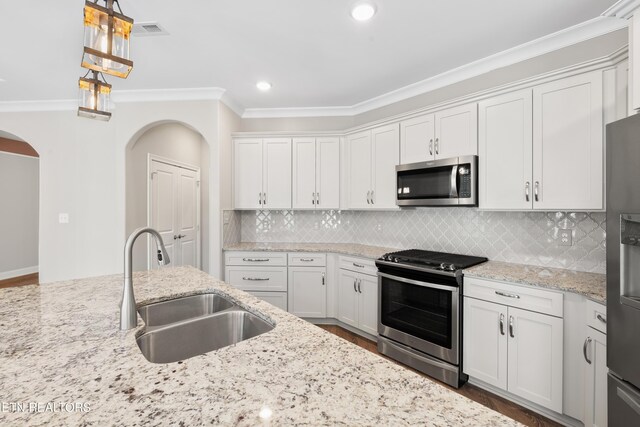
left=120, top=227, right=170, bottom=330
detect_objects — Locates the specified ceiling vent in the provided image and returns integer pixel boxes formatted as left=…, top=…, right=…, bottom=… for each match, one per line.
left=132, top=22, right=169, bottom=37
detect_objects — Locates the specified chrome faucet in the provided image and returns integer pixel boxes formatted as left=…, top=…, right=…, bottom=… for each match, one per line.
left=120, top=227, right=170, bottom=330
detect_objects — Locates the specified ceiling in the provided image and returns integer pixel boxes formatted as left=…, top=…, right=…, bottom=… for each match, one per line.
left=0, top=0, right=623, bottom=113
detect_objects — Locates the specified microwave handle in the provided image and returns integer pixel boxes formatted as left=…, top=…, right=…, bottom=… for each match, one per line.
left=450, top=165, right=459, bottom=198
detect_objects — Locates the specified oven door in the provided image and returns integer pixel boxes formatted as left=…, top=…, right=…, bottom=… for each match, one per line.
left=378, top=272, right=459, bottom=364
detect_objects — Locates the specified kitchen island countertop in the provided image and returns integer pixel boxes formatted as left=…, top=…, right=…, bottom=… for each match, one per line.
left=0, top=266, right=519, bottom=426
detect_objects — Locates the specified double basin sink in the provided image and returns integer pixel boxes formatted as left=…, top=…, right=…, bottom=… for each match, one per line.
left=136, top=293, right=274, bottom=363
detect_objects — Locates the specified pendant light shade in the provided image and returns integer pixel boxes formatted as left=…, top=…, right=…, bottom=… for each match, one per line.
left=77, top=71, right=112, bottom=121
left=81, top=0, right=134, bottom=79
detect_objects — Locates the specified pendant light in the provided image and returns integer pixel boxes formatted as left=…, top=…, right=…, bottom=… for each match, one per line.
left=77, top=70, right=112, bottom=121
left=81, top=0, right=134, bottom=79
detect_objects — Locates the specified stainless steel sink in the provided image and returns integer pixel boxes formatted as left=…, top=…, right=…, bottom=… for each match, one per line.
left=136, top=310, right=274, bottom=363
left=138, top=293, right=237, bottom=327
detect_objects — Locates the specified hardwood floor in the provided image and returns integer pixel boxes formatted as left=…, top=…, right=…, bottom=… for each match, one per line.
left=318, top=324, right=563, bottom=427
left=0, top=273, right=39, bottom=289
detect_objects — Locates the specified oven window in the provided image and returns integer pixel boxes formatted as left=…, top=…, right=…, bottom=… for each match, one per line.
left=381, top=276, right=453, bottom=348
left=397, top=165, right=453, bottom=200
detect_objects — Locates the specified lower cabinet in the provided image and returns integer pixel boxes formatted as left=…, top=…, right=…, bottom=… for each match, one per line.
left=288, top=266, right=327, bottom=318
left=338, top=268, right=378, bottom=336
left=463, top=296, right=564, bottom=413
left=247, top=291, right=288, bottom=311
left=584, top=310, right=607, bottom=427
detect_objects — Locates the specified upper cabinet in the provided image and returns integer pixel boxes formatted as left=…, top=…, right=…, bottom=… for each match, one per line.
left=399, top=103, right=477, bottom=164
left=234, top=138, right=292, bottom=209
left=479, top=71, right=604, bottom=210
left=346, top=124, right=400, bottom=210
left=292, top=137, right=340, bottom=210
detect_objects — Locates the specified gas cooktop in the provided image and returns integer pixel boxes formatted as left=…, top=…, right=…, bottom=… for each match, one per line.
left=377, top=249, right=487, bottom=272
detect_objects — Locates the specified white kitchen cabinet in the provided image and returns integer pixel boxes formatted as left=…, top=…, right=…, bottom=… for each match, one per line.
left=247, top=291, right=288, bottom=311
left=463, top=297, right=508, bottom=390
left=346, top=124, right=399, bottom=210
left=288, top=266, right=327, bottom=318
left=463, top=278, right=564, bottom=413
left=434, top=103, right=478, bottom=159
left=584, top=328, right=607, bottom=427
left=338, top=268, right=378, bottom=334
left=478, top=90, right=533, bottom=210
left=532, top=71, right=604, bottom=210
left=400, top=114, right=435, bottom=164
left=292, top=137, right=340, bottom=209
left=233, top=138, right=292, bottom=209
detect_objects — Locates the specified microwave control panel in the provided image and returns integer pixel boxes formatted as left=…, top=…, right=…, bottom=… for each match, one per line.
left=459, top=165, right=471, bottom=198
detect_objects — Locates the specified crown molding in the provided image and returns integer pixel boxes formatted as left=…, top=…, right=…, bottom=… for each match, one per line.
left=111, top=87, right=226, bottom=103
left=219, top=92, right=246, bottom=118
left=241, top=16, right=628, bottom=119
left=602, top=0, right=640, bottom=19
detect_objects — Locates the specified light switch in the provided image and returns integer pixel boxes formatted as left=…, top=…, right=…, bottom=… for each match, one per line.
left=59, top=213, right=69, bottom=224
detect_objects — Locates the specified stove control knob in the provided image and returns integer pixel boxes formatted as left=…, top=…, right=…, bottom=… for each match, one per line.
left=393, top=257, right=399, bottom=263
left=447, top=264, right=456, bottom=271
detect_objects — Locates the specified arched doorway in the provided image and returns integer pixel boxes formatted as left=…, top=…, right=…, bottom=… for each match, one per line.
left=0, top=131, right=40, bottom=288
left=125, top=122, right=210, bottom=273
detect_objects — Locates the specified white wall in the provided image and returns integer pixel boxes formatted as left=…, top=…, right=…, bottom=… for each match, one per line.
left=0, top=152, right=39, bottom=279
left=126, top=122, right=209, bottom=272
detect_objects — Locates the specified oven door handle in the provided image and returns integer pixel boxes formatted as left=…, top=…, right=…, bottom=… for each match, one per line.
left=378, top=272, right=459, bottom=292
left=450, top=165, right=459, bottom=198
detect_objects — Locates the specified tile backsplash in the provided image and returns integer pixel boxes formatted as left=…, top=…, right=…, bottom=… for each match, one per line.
left=227, top=209, right=606, bottom=273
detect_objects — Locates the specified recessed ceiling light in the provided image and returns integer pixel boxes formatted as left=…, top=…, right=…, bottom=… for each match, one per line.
left=351, top=2, right=376, bottom=21
left=256, top=81, right=272, bottom=91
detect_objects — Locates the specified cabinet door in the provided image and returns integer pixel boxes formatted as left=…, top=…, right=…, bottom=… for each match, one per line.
left=584, top=329, right=607, bottom=427
left=435, top=103, right=478, bottom=159
left=316, top=137, right=340, bottom=209
left=263, top=138, right=292, bottom=209
left=234, top=138, right=263, bottom=209
left=372, top=124, right=400, bottom=209
left=346, top=131, right=372, bottom=209
left=338, top=269, right=359, bottom=328
left=292, top=138, right=317, bottom=209
left=632, top=13, right=640, bottom=113
left=357, top=274, right=378, bottom=336
left=507, top=307, right=563, bottom=413
left=400, top=114, right=435, bottom=164
left=478, top=90, right=533, bottom=210
left=532, top=72, right=603, bottom=210
left=463, top=297, right=508, bottom=390
left=288, top=267, right=327, bottom=318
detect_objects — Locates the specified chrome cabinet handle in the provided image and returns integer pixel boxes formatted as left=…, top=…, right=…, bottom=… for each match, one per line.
left=596, top=313, right=606, bottom=324
left=299, top=258, right=314, bottom=262
left=263, top=192, right=267, bottom=206
left=312, top=192, right=315, bottom=205
left=173, top=235, right=179, bottom=240
left=316, top=192, right=320, bottom=205
left=353, top=263, right=365, bottom=268
left=525, top=182, right=530, bottom=202
left=371, top=190, right=375, bottom=204
left=509, top=316, right=515, bottom=338
left=366, top=191, right=371, bottom=204
left=429, top=138, right=433, bottom=156
left=435, top=137, right=439, bottom=155
left=259, top=192, right=262, bottom=205
left=583, top=337, right=593, bottom=364
left=499, top=313, right=505, bottom=336
left=243, top=258, right=270, bottom=262
left=357, top=279, right=362, bottom=293
left=353, top=279, right=357, bottom=293
left=495, top=291, right=521, bottom=299
left=322, top=272, right=325, bottom=286
left=242, top=277, right=270, bottom=281
left=534, top=181, right=539, bottom=202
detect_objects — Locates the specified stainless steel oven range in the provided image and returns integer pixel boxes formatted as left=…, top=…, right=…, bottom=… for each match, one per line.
left=376, top=249, right=487, bottom=388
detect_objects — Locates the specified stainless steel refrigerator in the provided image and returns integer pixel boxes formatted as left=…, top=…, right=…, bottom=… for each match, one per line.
left=606, top=113, right=640, bottom=426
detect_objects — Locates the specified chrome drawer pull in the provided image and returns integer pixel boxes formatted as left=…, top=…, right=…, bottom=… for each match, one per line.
left=583, top=337, right=592, bottom=364
left=353, top=263, right=365, bottom=268
left=596, top=313, right=606, bottom=324
left=322, top=273, right=325, bottom=286
left=242, top=258, right=270, bottom=262
left=242, top=277, right=270, bottom=281
left=299, top=258, right=315, bottom=262
left=495, top=291, right=521, bottom=299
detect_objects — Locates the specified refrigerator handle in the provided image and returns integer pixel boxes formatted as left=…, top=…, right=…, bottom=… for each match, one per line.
left=618, top=386, right=640, bottom=416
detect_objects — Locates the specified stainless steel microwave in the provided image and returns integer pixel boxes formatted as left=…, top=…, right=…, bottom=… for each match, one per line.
left=396, top=155, right=478, bottom=207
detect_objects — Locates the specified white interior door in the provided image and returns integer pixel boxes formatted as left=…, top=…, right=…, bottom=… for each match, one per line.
left=150, top=158, right=200, bottom=269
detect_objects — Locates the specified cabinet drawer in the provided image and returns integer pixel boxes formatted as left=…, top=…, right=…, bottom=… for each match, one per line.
left=586, top=299, right=607, bottom=334
left=288, top=253, right=326, bottom=267
left=247, top=291, right=288, bottom=311
left=225, top=266, right=287, bottom=291
left=224, top=251, right=287, bottom=266
left=339, top=256, right=377, bottom=276
left=464, top=276, right=563, bottom=317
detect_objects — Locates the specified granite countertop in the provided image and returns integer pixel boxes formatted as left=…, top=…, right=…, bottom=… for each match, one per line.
left=464, top=261, right=607, bottom=304
left=223, top=242, right=398, bottom=260
left=0, top=266, right=518, bottom=426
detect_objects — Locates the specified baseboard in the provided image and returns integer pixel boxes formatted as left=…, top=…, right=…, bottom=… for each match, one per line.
left=468, top=378, right=582, bottom=427
left=0, top=266, right=38, bottom=281
left=304, top=317, right=378, bottom=342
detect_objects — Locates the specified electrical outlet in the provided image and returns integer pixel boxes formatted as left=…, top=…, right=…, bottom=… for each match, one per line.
left=58, top=213, right=69, bottom=224
left=559, top=229, right=572, bottom=246
left=223, top=211, right=231, bottom=225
